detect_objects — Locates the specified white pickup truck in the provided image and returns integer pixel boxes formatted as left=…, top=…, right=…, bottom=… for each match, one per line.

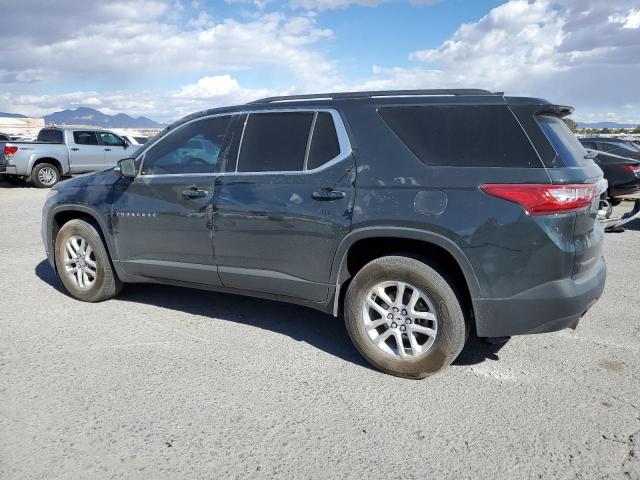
left=0, top=127, right=135, bottom=187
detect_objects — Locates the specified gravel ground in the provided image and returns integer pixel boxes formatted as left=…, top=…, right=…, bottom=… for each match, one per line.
left=1, top=182, right=639, bottom=480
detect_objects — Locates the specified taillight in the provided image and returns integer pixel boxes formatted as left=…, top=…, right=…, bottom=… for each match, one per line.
left=3, top=145, right=18, bottom=156
left=623, top=165, right=640, bottom=175
left=480, top=183, right=597, bottom=215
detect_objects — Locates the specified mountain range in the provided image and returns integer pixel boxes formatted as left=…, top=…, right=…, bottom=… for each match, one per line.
left=0, top=107, right=164, bottom=128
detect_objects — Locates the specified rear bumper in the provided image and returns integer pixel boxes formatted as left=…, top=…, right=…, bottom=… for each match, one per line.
left=474, top=256, right=607, bottom=337
left=0, top=166, right=17, bottom=174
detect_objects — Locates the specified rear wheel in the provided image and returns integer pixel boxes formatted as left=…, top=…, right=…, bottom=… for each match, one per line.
left=31, top=163, right=60, bottom=188
left=344, top=256, right=467, bottom=379
left=54, top=219, right=122, bottom=302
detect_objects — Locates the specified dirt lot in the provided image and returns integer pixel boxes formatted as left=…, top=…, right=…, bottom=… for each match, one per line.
left=1, top=182, right=639, bottom=479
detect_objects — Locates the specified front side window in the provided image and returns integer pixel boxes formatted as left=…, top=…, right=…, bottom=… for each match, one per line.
left=237, top=112, right=314, bottom=172
left=73, top=131, right=99, bottom=145
left=100, top=132, right=125, bottom=147
left=141, top=116, right=231, bottom=175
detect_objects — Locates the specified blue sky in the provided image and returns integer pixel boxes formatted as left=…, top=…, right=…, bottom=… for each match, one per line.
left=0, top=0, right=639, bottom=124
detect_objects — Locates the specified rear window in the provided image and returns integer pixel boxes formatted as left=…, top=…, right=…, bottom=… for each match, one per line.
left=537, top=115, right=589, bottom=167
left=37, top=129, right=64, bottom=143
left=379, top=105, right=541, bottom=167
left=237, top=112, right=314, bottom=172
left=307, top=112, right=341, bottom=170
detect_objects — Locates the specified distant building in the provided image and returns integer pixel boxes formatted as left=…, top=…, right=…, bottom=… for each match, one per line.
left=0, top=117, right=45, bottom=136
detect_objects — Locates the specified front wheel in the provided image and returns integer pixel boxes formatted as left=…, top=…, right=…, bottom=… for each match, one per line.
left=344, top=256, right=467, bottom=379
left=31, top=163, right=60, bottom=188
left=54, top=219, right=122, bottom=302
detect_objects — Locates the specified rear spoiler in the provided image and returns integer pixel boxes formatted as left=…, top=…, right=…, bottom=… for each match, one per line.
left=536, top=105, right=574, bottom=118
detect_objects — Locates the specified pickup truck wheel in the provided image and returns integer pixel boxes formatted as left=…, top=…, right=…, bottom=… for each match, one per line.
left=31, top=163, right=60, bottom=188
left=54, top=219, right=122, bottom=302
left=344, top=256, right=467, bottom=379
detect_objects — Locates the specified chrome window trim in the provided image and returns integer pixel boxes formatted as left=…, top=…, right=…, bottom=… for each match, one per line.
left=136, top=107, right=352, bottom=178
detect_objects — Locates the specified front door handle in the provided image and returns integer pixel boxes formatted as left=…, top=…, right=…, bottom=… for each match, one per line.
left=104, top=148, right=112, bottom=151
left=181, top=185, right=208, bottom=199
left=312, top=188, right=346, bottom=201
left=71, top=147, right=79, bottom=151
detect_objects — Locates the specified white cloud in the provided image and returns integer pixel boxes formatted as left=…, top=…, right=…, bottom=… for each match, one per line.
left=0, top=1, right=337, bottom=90
left=354, top=0, right=640, bottom=120
left=0, top=75, right=277, bottom=122
left=290, top=0, right=439, bottom=10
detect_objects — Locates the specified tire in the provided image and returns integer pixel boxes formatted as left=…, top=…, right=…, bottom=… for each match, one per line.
left=54, top=219, right=123, bottom=302
left=30, top=163, right=60, bottom=188
left=344, top=256, right=467, bottom=379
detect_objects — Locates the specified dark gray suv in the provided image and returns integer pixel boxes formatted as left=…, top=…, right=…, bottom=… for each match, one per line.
left=41, top=89, right=607, bottom=378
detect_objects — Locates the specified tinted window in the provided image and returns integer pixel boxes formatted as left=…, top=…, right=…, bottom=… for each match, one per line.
left=238, top=112, right=314, bottom=172
left=73, top=131, right=99, bottom=145
left=580, top=141, right=597, bottom=150
left=0, top=134, right=9, bottom=141
left=141, top=116, right=231, bottom=175
left=537, top=115, right=589, bottom=167
left=134, top=137, right=148, bottom=144
left=215, top=114, right=245, bottom=173
left=596, top=142, right=616, bottom=153
left=37, top=129, right=64, bottom=143
left=379, top=105, right=540, bottom=167
left=307, top=112, right=341, bottom=170
left=100, top=132, right=125, bottom=146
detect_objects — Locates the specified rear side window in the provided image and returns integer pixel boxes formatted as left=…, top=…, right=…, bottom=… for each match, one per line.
left=379, top=105, right=540, bottom=167
left=134, top=137, right=148, bottom=144
left=537, top=115, right=588, bottom=167
left=73, top=131, right=99, bottom=145
left=307, top=112, right=341, bottom=170
left=37, top=129, right=63, bottom=143
left=238, top=112, right=314, bottom=172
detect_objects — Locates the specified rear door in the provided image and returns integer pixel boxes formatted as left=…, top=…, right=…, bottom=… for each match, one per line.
left=212, top=110, right=356, bottom=302
left=68, top=130, right=104, bottom=172
left=99, top=131, right=130, bottom=166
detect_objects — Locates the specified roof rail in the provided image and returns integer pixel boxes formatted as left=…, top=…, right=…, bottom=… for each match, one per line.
left=248, top=89, right=496, bottom=104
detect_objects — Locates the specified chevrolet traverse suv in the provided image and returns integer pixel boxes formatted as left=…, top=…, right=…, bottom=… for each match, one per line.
left=42, top=89, right=606, bottom=378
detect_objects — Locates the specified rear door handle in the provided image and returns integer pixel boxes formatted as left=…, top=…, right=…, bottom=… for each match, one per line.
left=181, top=185, right=208, bottom=199
left=104, top=148, right=112, bottom=151
left=71, top=147, right=79, bottom=151
left=312, top=188, right=346, bottom=201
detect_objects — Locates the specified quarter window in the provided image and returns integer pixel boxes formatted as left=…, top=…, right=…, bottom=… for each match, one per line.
left=307, top=112, right=341, bottom=170
left=237, top=112, right=314, bottom=172
left=379, top=105, right=541, bottom=167
left=73, top=131, right=99, bottom=145
left=141, top=116, right=231, bottom=175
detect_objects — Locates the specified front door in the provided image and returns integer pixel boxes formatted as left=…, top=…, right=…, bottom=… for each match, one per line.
left=69, top=130, right=105, bottom=173
left=111, top=115, right=233, bottom=285
left=212, top=110, right=356, bottom=302
left=99, top=131, right=130, bottom=166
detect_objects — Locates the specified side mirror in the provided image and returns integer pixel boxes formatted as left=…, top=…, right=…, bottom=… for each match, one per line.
left=123, top=139, right=129, bottom=148
left=115, top=157, right=136, bottom=178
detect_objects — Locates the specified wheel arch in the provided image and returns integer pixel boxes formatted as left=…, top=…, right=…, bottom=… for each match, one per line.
left=47, top=205, right=118, bottom=273
left=30, top=156, right=65, bottom=176
left=330, top=227, right=482, bottom=322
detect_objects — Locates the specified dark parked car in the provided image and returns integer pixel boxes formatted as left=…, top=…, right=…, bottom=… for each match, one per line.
left=588, top=149, right=640, bottom=198
left=41, top=89, right=606, bottom=379
left=579, top=137, right=640, bottom=161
